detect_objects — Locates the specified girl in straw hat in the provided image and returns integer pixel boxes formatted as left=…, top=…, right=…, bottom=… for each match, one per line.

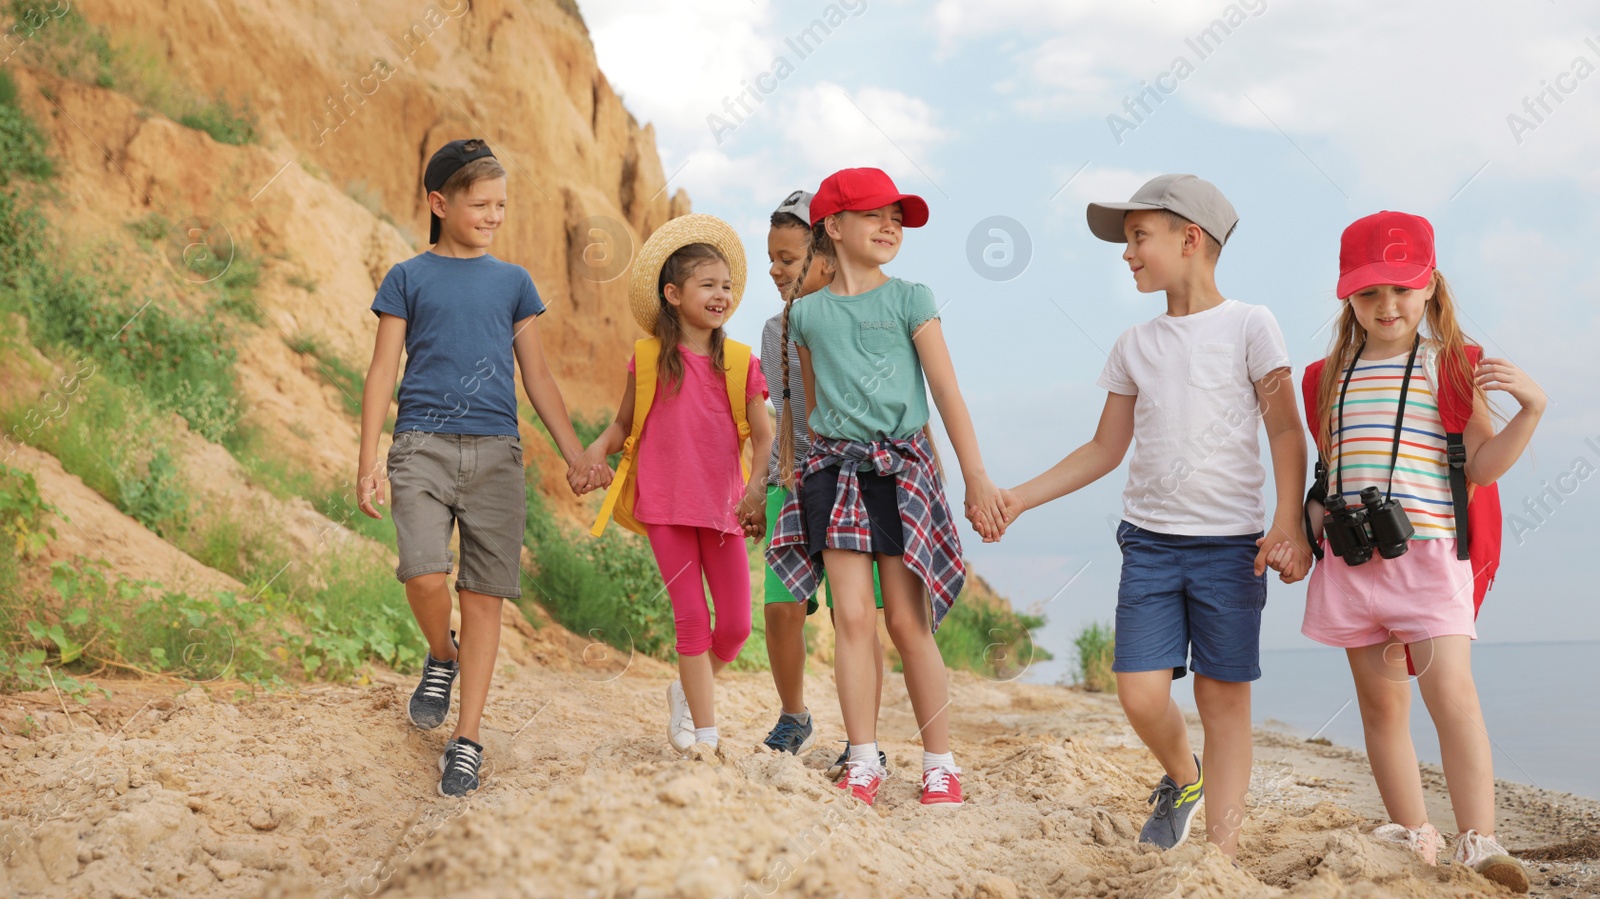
left=766, top=168, right=1007, bottom=807
left=574, top=214, right=773, bottom=756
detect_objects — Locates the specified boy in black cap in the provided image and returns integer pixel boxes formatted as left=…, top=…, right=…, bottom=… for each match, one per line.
left=357, top=139, right=595, bottom=796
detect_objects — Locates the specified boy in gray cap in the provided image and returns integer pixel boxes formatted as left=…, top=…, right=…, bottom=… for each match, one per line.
left=998, top=174, right=1309, bottom=858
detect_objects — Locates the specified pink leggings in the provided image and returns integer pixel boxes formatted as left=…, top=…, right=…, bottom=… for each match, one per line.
left=644, top=524, right=752, bottom=662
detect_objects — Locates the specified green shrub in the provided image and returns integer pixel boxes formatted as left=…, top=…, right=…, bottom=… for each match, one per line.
left=4, top=1, right=115, bottom=88
left=285, top=333, right=363, bottom=417
left=520, top=482, right=675, bottom=660
left=932, top=596, right=1051, bottom=679
left=0, top=71, right=53, bottom=184
left=283, top=550, right=422, bottom=679
left=1072, top=620, right=1116, bottom=693
left=177, top=93, right=256, bottom=146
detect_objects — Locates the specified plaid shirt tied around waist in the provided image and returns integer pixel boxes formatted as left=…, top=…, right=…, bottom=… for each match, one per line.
left=765, top=430, right=965, bottom=631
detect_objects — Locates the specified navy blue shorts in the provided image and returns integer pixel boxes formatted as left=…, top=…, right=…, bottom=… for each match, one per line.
left=1112, top=521, right=1267, bottom=683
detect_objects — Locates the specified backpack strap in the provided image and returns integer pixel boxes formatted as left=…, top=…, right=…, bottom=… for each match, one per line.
left=590, top=338, right=660, bottom=537
left=724, top=340, right=753, bottom=479
left=1435, top=344, right=1483, bottom=561
left=1300, top=361, right=1328, bottom=560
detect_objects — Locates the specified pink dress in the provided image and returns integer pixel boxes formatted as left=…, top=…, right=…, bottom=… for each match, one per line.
left=628, top=346, right=768, bottom=534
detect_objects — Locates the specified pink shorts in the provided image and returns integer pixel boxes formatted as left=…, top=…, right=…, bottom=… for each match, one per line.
left=1302, top=537, right=1476, bottom=648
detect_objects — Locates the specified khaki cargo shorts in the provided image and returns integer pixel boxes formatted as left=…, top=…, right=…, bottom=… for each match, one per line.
left=386, top=431, right=527, bottom=599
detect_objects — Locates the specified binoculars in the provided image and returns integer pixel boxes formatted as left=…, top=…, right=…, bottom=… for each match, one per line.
left=1323, top=486, right=1414, bottom=566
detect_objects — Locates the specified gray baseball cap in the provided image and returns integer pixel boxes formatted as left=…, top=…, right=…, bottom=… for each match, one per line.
left=1086, top=174, right=1238, bottom=246
left=774, top=190, right=813, bottom=226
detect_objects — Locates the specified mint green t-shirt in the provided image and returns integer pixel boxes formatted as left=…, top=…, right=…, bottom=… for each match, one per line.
left=788, top=277, right=940, bottom=442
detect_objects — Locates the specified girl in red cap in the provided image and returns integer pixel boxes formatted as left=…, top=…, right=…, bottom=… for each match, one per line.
left=1270, top=211, right=1544, bottom=892
left=766, top=167, right=1008, bottom=807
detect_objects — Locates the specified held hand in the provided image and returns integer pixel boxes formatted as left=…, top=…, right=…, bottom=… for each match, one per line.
left=1476, top=358, right=1547, bottom=414
left=964, top=475, right=1007, bottom=543
left=1255, top=519, right=1313, bottom=583
left=735, top=488, right=765, bottom=542
left=357, top=469, right=386, bottom=520
left=998, top=487, right=1026, bottom=529
left=586, top=462, right=614, bottom=494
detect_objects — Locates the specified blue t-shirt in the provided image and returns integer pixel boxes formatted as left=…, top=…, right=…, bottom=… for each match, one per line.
left=370, top=252, right=545, bottom=436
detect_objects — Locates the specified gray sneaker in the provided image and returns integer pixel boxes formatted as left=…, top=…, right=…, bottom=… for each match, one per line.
left=826, top=742, right=889, bottom=781
left=438, top=736, right=483, bottom=797
left=1139, top=755, right=1204, bottom=850
left=762, top=712, right=817, bottom=755
left=408, top=633, right=459, bottom=730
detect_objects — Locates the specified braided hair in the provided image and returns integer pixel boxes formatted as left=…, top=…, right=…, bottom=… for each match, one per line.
left=775, top=219, right=835, bottom=490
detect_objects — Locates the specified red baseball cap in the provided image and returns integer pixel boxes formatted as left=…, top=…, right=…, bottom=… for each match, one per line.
left=1337, top=211, right=1436, bottom=299
left=808, top=168, right=929, bottom=228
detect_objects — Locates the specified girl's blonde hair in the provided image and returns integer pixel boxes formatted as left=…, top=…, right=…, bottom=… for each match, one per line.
left=1313, top=271, right=1488, bottom=460
left=654, top=242, right=728, bottom=394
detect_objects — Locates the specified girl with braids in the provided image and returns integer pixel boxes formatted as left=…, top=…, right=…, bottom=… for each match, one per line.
left=575, top=215, right=772, bottom=757
left=1266, top=211, right=1543, bottom=892
left=757, top=191, right=886, bottom=777
left=766, top=168, right=1007, bottom=807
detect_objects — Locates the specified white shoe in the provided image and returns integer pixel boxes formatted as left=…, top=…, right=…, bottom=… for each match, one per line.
left=666, top=681, right=695, bottom=751
left=1373, top=821, right=1441, bottom=865
left=1452, top=829, right=1529, bottom=893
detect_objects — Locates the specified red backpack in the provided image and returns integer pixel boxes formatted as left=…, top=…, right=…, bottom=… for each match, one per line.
left=1301, top=343, right=1501, bottom=616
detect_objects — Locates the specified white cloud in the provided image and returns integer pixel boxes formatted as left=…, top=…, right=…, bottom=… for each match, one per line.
left=581, top=0, right=777, bottom=145
left=932, top=0, right=1600, bottom=201
left=779, top=82, right=949, bottom=178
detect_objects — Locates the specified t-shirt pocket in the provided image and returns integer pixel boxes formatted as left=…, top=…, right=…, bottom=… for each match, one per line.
left=858, top=321, right=899, bottom=357
left=1187, top=343, right=1236, bottom=390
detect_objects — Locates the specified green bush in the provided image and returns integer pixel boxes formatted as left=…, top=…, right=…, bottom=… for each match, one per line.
left=283, top=550, right=422, bottom=679
left=521, top=482, right=675, bottom=660
left=933, top=596, right=1051, bottom=679
left=177, top=93, right=256, bottom=146
left=285, top=333, right=363, bottom=417
left=3, top=1, right=115, bottom=88
left=0, top=560, right=284, bottom=699
left=0, top=71, right=53, bottom=184
left=1072, top=620, right=1116, bottom=693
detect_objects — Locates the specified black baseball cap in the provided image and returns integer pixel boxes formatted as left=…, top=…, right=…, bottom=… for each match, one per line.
left=423, top=138, right=495, bottom=244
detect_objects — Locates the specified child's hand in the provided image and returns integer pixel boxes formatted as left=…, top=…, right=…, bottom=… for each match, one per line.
left=1255, top=523, right=1312, bottom=583
left=964, top=475, right=1007, bottom=543
left=584, top=463, right=614, bottom=494
left=1476, top=357, right=1547, bottom=414
left=735, top=488, right=765, bottom=541
left=998, top=487, right=1026, bottom=529
left=357, top=469, right=386, bottom=520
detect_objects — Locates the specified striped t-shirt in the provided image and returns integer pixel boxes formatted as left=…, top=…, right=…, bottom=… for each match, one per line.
left=1329, top=344, right=1455, bottom=538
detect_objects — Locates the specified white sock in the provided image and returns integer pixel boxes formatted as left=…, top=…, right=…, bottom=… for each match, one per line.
left=783, top=709, right=812, bottom=725
left=694, top=726, right=719, bottom=747
left=923, top=750, right=956, bottom=771
left=848, top=741, right=879, bottom=769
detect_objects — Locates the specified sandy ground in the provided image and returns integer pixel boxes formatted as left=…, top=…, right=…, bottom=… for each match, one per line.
left=2, top=610, right=1597, bottom=899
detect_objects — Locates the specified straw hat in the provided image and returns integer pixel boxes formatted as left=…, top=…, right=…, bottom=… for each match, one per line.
left=628, top=214, right=746, bottom=335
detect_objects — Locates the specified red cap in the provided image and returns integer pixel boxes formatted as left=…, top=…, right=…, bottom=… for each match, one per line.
left=809, top=168, right=929, bottom=228
left=1337, top=211, right=1436, bottom=299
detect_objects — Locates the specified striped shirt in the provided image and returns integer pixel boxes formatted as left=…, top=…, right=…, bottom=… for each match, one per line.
left=761, top=313, right=811, bottom=485
left=1329, top=344, right=1454, bottom=538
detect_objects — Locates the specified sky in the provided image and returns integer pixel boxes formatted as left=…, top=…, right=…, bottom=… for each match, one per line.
left=573, top=0, right=1600, bottom=667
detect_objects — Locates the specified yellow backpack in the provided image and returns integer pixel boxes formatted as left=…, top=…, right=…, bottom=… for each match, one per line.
left=590, top=337, right=753, bottom=536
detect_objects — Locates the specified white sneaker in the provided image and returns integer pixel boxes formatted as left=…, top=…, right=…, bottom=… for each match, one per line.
left=666, top=681, right=695, bottom=751
left=1452, top=829, right=1529, bottom=893
left=1373, top=821, right=1441, bottom=865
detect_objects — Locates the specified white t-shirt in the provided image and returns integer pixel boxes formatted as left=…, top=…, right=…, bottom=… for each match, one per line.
left=1096, top=299, right=1291, bottom=536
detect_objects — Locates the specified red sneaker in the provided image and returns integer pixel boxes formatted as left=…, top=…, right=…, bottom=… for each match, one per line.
left=920, top=764, right=963, bottom=805
left=836, top=762, right=884, bottom=806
